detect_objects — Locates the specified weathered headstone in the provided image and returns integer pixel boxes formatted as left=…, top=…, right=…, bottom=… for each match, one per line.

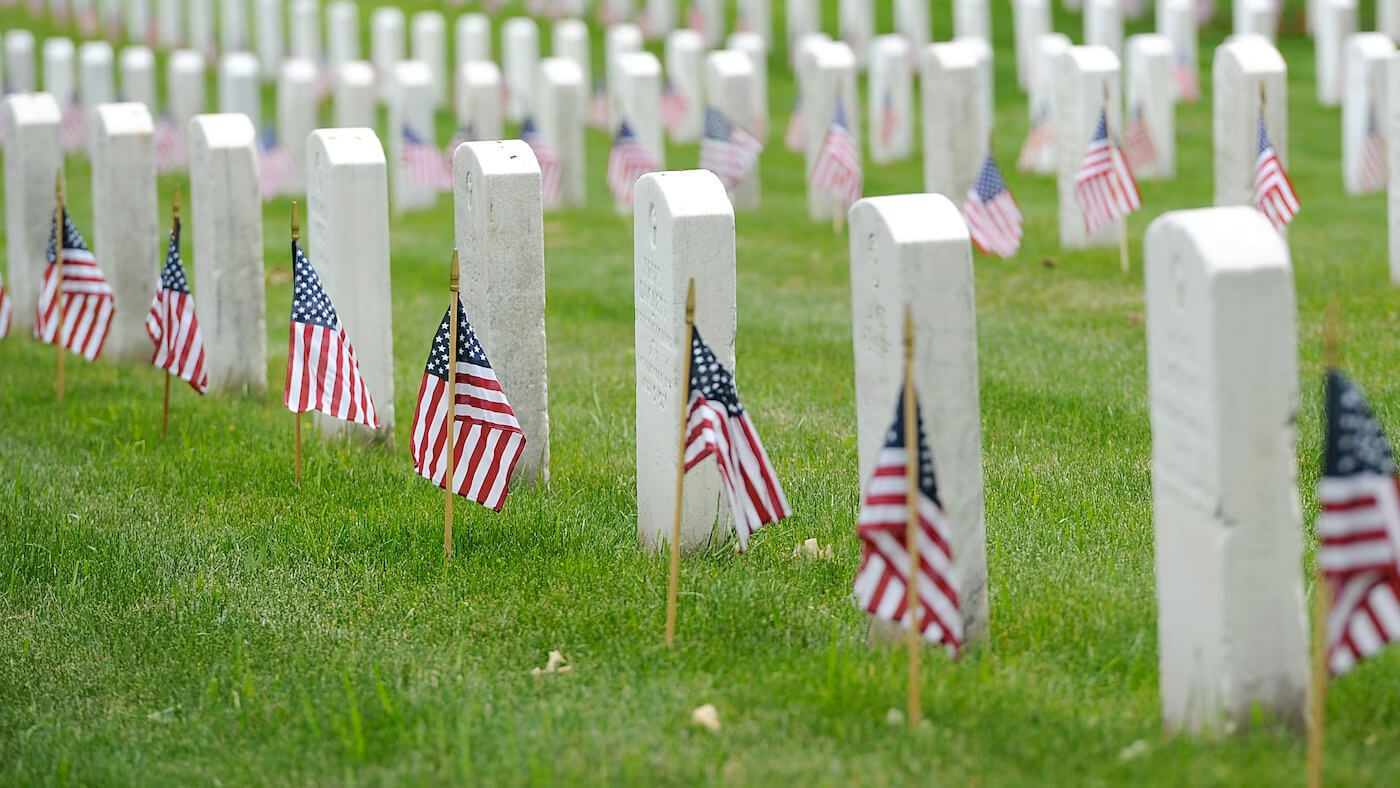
left=389, top=61, right=437, bottom=213
left=838, top=0, right=874, bottom=68
left=536, top=57, right=585, bottom=206
left=921, top=41, right=985, bottom=200
left=456, top=60, right=504, bottom=141
left=2, top=93, right=62, bottom=336
left=786, top=0, right=821, bottom=64
left=803, top=41, right=858, bottom=221
left=1012, top=0, right=1050, bottom=89
left=157, top=0, right=183, bottom=48
left=455, top=12, right=491, bottom=65
left=370, top=6, right=405, bottom=101
left=606, top=24, right=643, bottom=128
left=1342, top=34, right=1393, bottom=194
left=92, top=103, right=158, bottom=362
left=1126, top=34, right=1175, bottom=179
left=737, top=0, right=771, bottom=47
left=453, top=140, right=551, bottom=486
left=726, top=32, right=769, bottom=141
left=255, top=0, right=284, bottom=81
left=306, top=127, right=395, bottom=442
left=705, top=50, right=761, bottom=208
left=327, top=0, right=359, bottom=67
left=4, top=31, right=35, bottom=94
left=848, top=192, right=987, bottom=647
left=333, top=60, right=375, bottom=129
left=411, top=10, right=447, bottom=110
left=1160, top=0, right=1199, bottom=102
left=218, top=52, right=261, bottom=129
left=278, top=58, right=319, bottom=192
left=221, top=0, right=249, bottom=52
left=189, top=113, right=266, bottom=393
left=664, top=29, right=704, bottom=141
left=1024, top=32, right=1072, bottom=174
left=1085, top=0, right=1124, bottom=61
left=503, top=17, right=539, bottom=123
left=953, top=0, right=991, bottom=42
left=42, top=37, right=76, bottom=108
left=119, top=47, right=156, bottom=111
left=1054, top=44, right=1121, bottom=248
left=169, top=50, right=206, bottom=127
left=633, top=169, right=737, bottom=551
left=1316, top=0, right=1357, bottom=107
left=290, top=0, right=321, bottom=62
left=1144, top=205, right=1307, bottom=735
left=1212, top=36, right=1286, bottom=209
left=188, top=0, right=216, bottom=61
left=868, top=35, right=912, bottom=164
left=1234, top=0, right=1278, bottom=41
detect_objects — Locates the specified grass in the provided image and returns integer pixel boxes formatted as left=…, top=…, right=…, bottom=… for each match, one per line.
left=3, top=0, right=1400, bottom=784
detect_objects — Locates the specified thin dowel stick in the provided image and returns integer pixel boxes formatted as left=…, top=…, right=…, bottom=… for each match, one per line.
left=291, top=201, right=302, bottom=485
left=162, top=184, right=181, bottom=439
left=1308, top=304, right=1342, bottom=788
left=54, top=172, right=65, bottom=403
left=665, top=279, right=697, bottom=645
left=1119, top=219, right=1130, bottom=273
left=903, top=305, right=921, bottom=729
left=444, top=249, right=461, bottom=561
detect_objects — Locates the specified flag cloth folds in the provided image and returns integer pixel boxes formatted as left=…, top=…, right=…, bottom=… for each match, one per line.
left=258, top=127, right=296, bottom=201
left=1122, top=103, right=1158, bottom=172
left=401, top=124, right=454, bottom=192
left=1253, top=109, right=1300, bottom=230
left=1319, top=370, right=1400, bottom=676
left=1072, top=108, right=1141, bottom=235
left=283, top=238, right=379, bottom=428
left=809, top=98, right=862, bottom=211
left=1357, top=108, right=1387, bottom=194
left=1173, top=51, right=1199, bottom=101
left=144, top=218, right=209, bottom=393
left=878, top=90, right=897, bottom=150
left=853, top=383, right=963, bottom=658
left=784, top=93, right=806, bottom=152
left=699, top=107, right=762, bottom=188
left=153, top=115, right=188, bottom=174
left=36, top=207, right=114, bottom=361
left=520, top=117, right=562, bottom=207
left=410, top=298, right=525, bottom=512
left=963, top=154, right=1023, bottom=258
left=1017, top=104, right=1054, bottom=172
left=60, top=104, right=87, bottom=153
left=607, top=120, right=660, bottom=207
left=683, top=327, right=791, bottom=551
left=661, top=81, right=688, bottom=134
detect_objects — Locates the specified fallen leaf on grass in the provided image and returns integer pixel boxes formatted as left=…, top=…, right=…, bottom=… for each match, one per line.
left=691, top=704, right=720, bottom=731
left=792, top=538, right=834, bottom=560
left=1117, top=739, right=1148, bottom=762
left=530, top=650, right=573, bottom=676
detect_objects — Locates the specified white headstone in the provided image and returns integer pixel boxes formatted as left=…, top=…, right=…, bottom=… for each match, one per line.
left=704, top=50, right=761, bottom=208
left=219, top=52, right=262, bottom=129
left=503, top=18, right=539, bottom=123
left=42, top=37, right=76, bottom=108
left=953, top=0, right=991, bottom=42
left=455, top=13, right=491, bottom=66
left=958, top=36, right=995, bottom=133
left=838, top=0, right=874, bottom=68
left=221, top=0, right=249, bottom=52
left=693, top=0, right=724, bottom=47
left=306, top=128, right=395, bottom=442
left=633, top=169, right=737, bottom=551
left=4, top=31, right=35, bottom=94
left=1316, top=0, right=1357, bottom=107
left=726, top=32, right=769, bottom=141
left=664, top=29, right=705, bottom=141
left=868, top=35, right=913, bottom=164
left=290, top=0, right=321, bottom=62
left=737, top=0, right=771, bottom=47
left=1341, top=34, right=1393, bottom=194
left=602, top=0, right=635, bottom=27
left=3, top=93, right=62, bottom=336
left=805, top=41, right=858, bottom=221
left=388, top=61, right=438, bottom=214
left=411, top=11, right=447, bottom=109
left=327, top=0, right=359, bottom=67
left=370, top=6, right=405, bottom=101
left=921, top=41, right=985, bottom=200
left=92, top=103, right=158, bottom=362
left=1383, top=0, right=1400, bottom=42
left=1012, top=0, right=1050, bottom=89
left=617, top=52, right=665, bottom=209
left=606, top=24, right=643, bottom=127
left=453, top=140, right=550, bottom=486
left=848, top=192, right=987, bottom=646
left=189, top=113, right=266, bottom=394
left=1212, top=36, right=1286, bottom=209
left=644, top=0, right=676, bottom=39
left=255, top=0, right=284, bottom=81
left=894, top=0, right=929, bottom=57
left=1161, top=0, right=1200, bottom=102
left=188, top=0, right=217, bottom=61
left=1388, top=55, right=1400, bottom=283
left=786, top=0, right=821, bottom=64
left=456, top=60, right=504, bottom=141
left=119, top=47, right=156, bottom=111
left=1024, top=33, right=1072, bottom=174
left=1054, top=45, right=1121, bottom=248
left=79, top=41, right=114, bottom=155
left=1126, top=34, right=1175, bottom=179
left=1234, top=0, right=1278, bottom=41
left=278, top=58, right=319, bottom=193
left=1085, top=0, right=1124, bottom=61
left=168, top=51, right=207, bottom=127
left=536, top=57, right=585, bottom=206
left=552, top=18, right=591, bottom=108
left=157, top=0, right=183, bottom=48
left=333, top=60, right=375, bottom=128
left=1145, top=205, right=1307, bottom=735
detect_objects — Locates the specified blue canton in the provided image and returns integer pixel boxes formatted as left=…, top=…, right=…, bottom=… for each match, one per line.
left=703, top=107, right=732, bottom=142
left=290, top=240, right=340, bottom=330
left=882, top=386, right=943, bottom=508
left=1325, top=370, right=1396, bottom=477
left=688, top=328, right=744, bottom=417
left=424, top=299, right=493, bottom=380
left=159, top=220, right=191, bottom=294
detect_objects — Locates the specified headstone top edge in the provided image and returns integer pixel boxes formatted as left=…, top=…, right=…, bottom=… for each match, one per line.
left=191, top=112, right=258, bottom=146
left=309, top=127, right=388, bottom=166
left=1146, top=207, right=1290, bottom=275
left=460, top=139, right=541, bottom=177
left=852, top=194, right=971, bottom=245
left=1068, top=44, right=1121, bottom=71
left=636, top=170, right=734, bottom=221
left=96, top=102, right=155, bottom=134
left=4, top=92, right=62, bottom=122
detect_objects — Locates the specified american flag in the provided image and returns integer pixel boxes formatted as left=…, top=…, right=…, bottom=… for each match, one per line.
left=597, top=0, right=618, bottom=25
left=1016, top=105, right=1054, bottom=172
left=784, top=92, right=805, bottom=152
left=76, top=6, right=97, bottom=35
left=259, top=127, right=296, bottom=201
left=878, top=89, right=897, bottom=150
left=589, top=82, right=610, bottom=129
left=1072, top=109, right=1141, bottom=235
left=607, top=120, right=660, bottom=207
left=36, top=208, right=114, bottom=361
left=446, top=124, right=475, bottom=161
left=1253, top=109, right=1300, bottom=231
left=520, top=117, right=562, bottom=207
left=687, top=3, right=706, bottom=36
left=661, top=81, right=688, bottom=134
left=1318, top=370, right=1400, bottom=676
left=853, top=384, right=963, bottom=658
left=1122, top=102, right=1158, bottom=172
left=684, top=327, right=791, bottom=551
left=1357, top=108, right=1387, bottom=194
left=60, top=105, right=87, bottom=153
left=1173, top=51, right=1199, bottom=101
left=699, top=106, right=762, bottom=188
left=144, top=218, right=209, bottom=393
left=410, top=299, right=525, bottom=512
left=401, top=125, right=454, bottom=193
left=809, top=98, right=862, bottom=211
left=963, top=154, right=1023, bottom=258
left=0, top=274, right=12, bottom=339
left=153, top=115, right=188, bottom=174
left=283, top=238, right=379, bottom=428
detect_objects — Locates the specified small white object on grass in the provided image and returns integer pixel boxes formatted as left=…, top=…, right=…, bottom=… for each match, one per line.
left=531, top=650, right=572, bottom=675
left=691, top=704, right=721, bottom=731
left=792, top=538, right=834, bottom=559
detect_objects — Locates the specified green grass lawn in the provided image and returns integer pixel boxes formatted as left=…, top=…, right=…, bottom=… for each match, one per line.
left=4, top=1, right=1400, bottom=784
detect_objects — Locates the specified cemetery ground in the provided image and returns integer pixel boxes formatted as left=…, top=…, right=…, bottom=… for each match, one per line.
left=2, top=4, right=1400, bottom=784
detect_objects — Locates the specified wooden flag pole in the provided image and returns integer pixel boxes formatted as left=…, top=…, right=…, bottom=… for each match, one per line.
left=291, top=201, right=302, bottom=485
left=1103, top=83, right=1129, bottom=273
left=444, top=249, right=461, bottom=561
left=903, top=305, right=921, bottom=729
left=162, top=183, right=181, bottom=439
left=1308, top=304, right=1342, bottom=788
left=665, top=278, right=697, bottom=646
left=54, top=171, right=66, bottom=404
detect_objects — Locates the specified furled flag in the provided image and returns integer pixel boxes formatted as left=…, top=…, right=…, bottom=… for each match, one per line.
left=1073, top=108, right=1141, bottom=235
left=1122, top=102, right=1158, bottom=172
left=589, top=81, right=610, bottom=129
left=853, top=383, right=963, bottom=658
left=144, top=218, right=209, bottom=393
left=963, top=154, right=1023, bottom=258
left=1017, top=103, right=1054, bottom=172
left=153, top=115, right=188, bottom=174
left=258, top=127, right=296, bottom=201
left=878, top=89, right=898, bottom=150
left=684, top=327, right=791, bottom=551
left=283, top=238, right=379, bottom=428
left=520, top=117, right=562, bottom=207
left=1253, top=109, right=1300, bottom=230
left=1173, top=50, right=1199, bottom=101
left=1357, top=107, right=1387, bottom=194
left=0, top=269, right=12, bottom=339
left=661, top=81, right=688, bottom=134
left=410, top=299, right=525, bottom=512
left=401, top=125, right=454, bottom=193
left=699, top=106, right=763, bottom=188
left=36, top=207, right=114, bottom=361
left=60, top=104, right=87, bottom=153
left=784, top=92, right=806, bottom=152
left=1318, top=370, right=1400, bottom=676
left=607, top=120, right=660, bottom=207
left=809, top=98, right=862, bottom=211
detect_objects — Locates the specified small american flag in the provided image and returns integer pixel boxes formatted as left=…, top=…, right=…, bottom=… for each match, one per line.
left=684, top=327, right=791, bottom=550
left=878, top=90, right=897, bottom=150
left=520, top=117, right=562, bottom=207
left=258, top=128, right=296, bottom=201
left=1122, top=102, right=1158, bottom=172
left=783, top=92, right=806, bottom=152
left=401, top=125, right=454, bottom=193
left=1357, top=108, right=1387, bottom=194
left=809, top=98, right=862, bottom=211
left=1016, top=105, right=1054, bottom=172
left=607, top=120, right=660, bottom=207
left=153, top=115, right=188, bottom=174
left=661, top=81, right=688, bottom=134
left=589, top=82, right=610, bottom=129
left=36, top=208, right=114, bottom=361
left=76, top=6, right=97, bottom=35
left=853, top=383, right=963, bottom=658
left=699, top=106, right=762, bottom=188
left=410, top=299, right=525, bottom=512
left=1318, top=370, right=1400, bottom=676
left=1073, top=109, right=1141, bottom=235
left=60, top=105, right=87, bottom=153
left=283, top=238, right=379, bottom=428
left=446, top=124, right=475, bottom=159
left=1253, top=109, right=1300, bottom=230
left=1173, top=51, right=1199, bottom=101
left=144, top=218, right=208, bottom=393
left=0, top=275, right=12, bottom=339
left=963, top=154, right=1023, bottom=258
left=687, top=3, right=706, bottom=36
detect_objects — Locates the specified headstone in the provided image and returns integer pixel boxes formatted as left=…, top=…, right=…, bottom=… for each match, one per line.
left=1234, top=0, right=1278, bottom=41
left=1342, top=33, right=1393, bottom=194
left=726, top=32, right=769, bottom=141
left=4, top=31, right=36, bottom=93
left=1383, top=0, right=1400, bottom=42
left=456, top=60, right=504, bottom=142
left=189, top=113, right=266, bottom=393
left=1085, top=0, right=1124, bottom=61
left=786, top=0, right=820, bottom=64
left=503, top=18, right=539, bottom=123
left=1126, top=34, right=1175, bottom=179
left=805, top=41, right=857, bottom=221
left=1024, top=33, right=1072, bottom=174
left=168, top=51, right=207, bottom=127
left=552, top=18, right=591, bottom=117
left=602, top=0, right=635, bottom=27
left=921, top=42, right=985, bottom=201
left=306, top=127, right=395, bottom=442
left=606, top=24, right=643, bottom=128
left=278, top=58, right=318, bottom=192
left=79, top=41, right=114, bottom=155
left=953, top=0, right=991, bottom=42
left=453, top=140, right=550, bottom=486
left=1144, top=205, right=1307, bottom=735
left=1388, top=55, right=1400, bottom=283
left=389, top=61, right=437, bottom=213
left=92, top=103, right=158, bottom=362
left=848, top=192, right=987, bottom=647
left=2, top=93, right=62, bottom=336
left=333, top=60, right=376, bottom=128
left=370, top=6, right=405, bottom=101
left=157, top=0, right=183, bottom=48
left=693, top=0, right=724, bottom=48
left=221, top=0, right=249, bottom=52
left=290, top=0, right=321, bottom=62
left=705, top=50, right=761, bottom=208
left=894, top=0, right=930, bottom=59
left=617, top=51, right=665, bottom=187
left=42, top=37, right=76, bottom=108
left=536, top=57, right=585, bottom=206
left=1212, top=36, right=1286, bottom=209
left=455, top=12, right=491, bottom=65
left=958, top=36, right=995, bottom=133
left=126, top=0, right=152, bottom=47
left=119, top=47, right=156, bottom=111
left=255, top=0, right=284, bottom=81
left=1054, top=44, right=1121, bottom=249
left=1316, top=0, right=1357, bottom=107
left=664, top=29, right=705, bottom=141
left=327, top=0, right=359, bottom=67
left=868, top=35, right=913, bottom=164
left=1012, top=0, right=1050, bottom=89
left=411, top=11, right=447, bottom=110
left=188, top=0, right=216, bottom=61
left=1161, top=0, right=1199, bottom=102
left=633, top=169, right=737, bottom=551
left=838, top=0, right=874, bottom=68
left=644, top=0, right=676, bottom=40
left=218, top=52, right=262, bottom=129
left=737, top=0, right=771, bottom=47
